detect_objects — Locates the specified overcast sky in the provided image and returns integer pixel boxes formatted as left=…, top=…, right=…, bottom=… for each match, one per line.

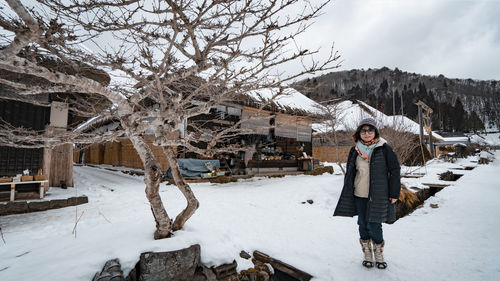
left=5, top=0, right=499, bottom=81
left=293, top=0, right=500, bottom=80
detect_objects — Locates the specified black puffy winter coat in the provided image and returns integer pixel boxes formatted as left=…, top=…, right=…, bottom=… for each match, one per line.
left=334, top=142, right=401, bottom=223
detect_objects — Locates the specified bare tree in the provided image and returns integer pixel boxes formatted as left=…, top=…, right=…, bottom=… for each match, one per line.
left=0, top=0, right=340, bottom=239
left=380, top=116, right=425, bottom=169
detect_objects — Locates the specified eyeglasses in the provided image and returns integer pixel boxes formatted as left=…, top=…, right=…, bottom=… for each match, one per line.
left=360, top=128, right=375, bottom=134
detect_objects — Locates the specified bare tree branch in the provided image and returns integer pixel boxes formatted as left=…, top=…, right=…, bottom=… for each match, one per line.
left=0, top=0, right=340, bottom=239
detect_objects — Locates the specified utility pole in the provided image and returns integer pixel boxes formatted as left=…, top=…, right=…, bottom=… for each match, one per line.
left=400, top=91, right=404, bottom=116
left=392, top=81, right=395, bottom=126
left=392, top=90, right=395, bottom=116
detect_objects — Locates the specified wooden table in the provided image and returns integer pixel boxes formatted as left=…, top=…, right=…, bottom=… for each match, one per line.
left=0, top=180, right=48, bottom=202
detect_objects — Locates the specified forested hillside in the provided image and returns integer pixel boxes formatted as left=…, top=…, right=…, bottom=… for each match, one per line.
left=295, top=67, right=500, bottom=133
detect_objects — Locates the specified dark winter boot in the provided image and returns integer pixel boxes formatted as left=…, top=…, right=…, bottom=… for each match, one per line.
left=360, top=239, right=374, bottom=268
left=373, top=241, right=387, bottom=269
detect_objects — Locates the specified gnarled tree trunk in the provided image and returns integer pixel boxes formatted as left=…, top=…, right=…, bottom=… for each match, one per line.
left=128, top=135, right=173, bottom=239
left=163, top=146, right=199, bottom=231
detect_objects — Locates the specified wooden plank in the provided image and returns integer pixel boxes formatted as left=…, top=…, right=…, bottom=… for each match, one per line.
left=422, top=183, right=450, bottom=188
left=253, top=250, right=312, bottom=281
left=401, top=174, right=424, bottom=178
left=0, top=180, right=48, bottom=186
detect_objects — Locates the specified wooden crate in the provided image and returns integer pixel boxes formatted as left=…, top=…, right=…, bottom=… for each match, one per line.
left=0, top=177, right=12, bottom=183
left=34, top=175, right=47, bottom=181
left=21, top=175, right=34, bottom=181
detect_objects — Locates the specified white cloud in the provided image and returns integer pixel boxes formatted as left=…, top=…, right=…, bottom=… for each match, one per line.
left=289, top=0, right=500, bottom=80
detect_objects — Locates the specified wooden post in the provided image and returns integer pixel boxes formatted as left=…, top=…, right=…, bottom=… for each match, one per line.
left=10, top=183, right=15, bottom=202
left=392, top=89, right=395, bottom=126
left=43, top=125, right=54, bottom=187
left=429, top=130, right=434, bottom=157
left=400, top=91, right=404, bottom=116
left=47, top=102, right=73, bottom=187
left=39, top=181, right=44, bottom=199
left=418, top=106, right=424, bottom=145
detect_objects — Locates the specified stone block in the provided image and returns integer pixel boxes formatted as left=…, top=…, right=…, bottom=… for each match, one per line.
left=125, top=264, right=138, bottom=281
left=138, top=244, right=200, bottom=281
left=67, top=196, right=88, bottom=206
left=7, top=201, right=29, bottom=214
left=49, top=199, right=68, bottom=209
left=77, top=196, right=89, bottom=204
left=67, top=197, right=77, bottom=206
left=28, top=201, right=50, bottom=212
left=0, top=203, right=10, bottom=216
left=192, top=266, right=217, bottom=281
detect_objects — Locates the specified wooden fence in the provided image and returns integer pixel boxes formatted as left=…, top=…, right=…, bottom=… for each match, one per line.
left=312, top=146, right=351, bottom=163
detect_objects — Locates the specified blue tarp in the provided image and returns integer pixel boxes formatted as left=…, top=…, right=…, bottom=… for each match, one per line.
left=164, top=158, right=220, bottom=178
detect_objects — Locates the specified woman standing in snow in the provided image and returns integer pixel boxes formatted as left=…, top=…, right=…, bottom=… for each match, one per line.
left=334, top=118, right=401, bottom=269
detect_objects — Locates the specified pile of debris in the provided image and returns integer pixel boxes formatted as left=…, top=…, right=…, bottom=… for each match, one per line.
left=92, top=244, right=312, bottom=281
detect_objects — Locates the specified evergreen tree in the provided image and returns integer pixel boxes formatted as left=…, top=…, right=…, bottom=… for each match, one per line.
left=379, top=79, right=389, bottom=94
left=454, top=98, right=466, bottom=132
left=469, top=111, right=485, bottom=131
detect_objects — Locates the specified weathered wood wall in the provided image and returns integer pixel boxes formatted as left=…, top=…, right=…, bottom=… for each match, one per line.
left=275, top=113, right=297, bottom=139
left=296, top=117, right=312, bottom=142
left=0, top=99, right=49, bottom=176
left=241, top=106, right=271, bottom=135
left=49, top=143, right=73, bottom=187
left=76, top=136, right=172, bottom=171
left=312, top=146, right=352, bottom=163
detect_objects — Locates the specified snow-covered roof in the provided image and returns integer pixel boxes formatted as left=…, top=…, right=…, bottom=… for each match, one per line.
left=439, top=133, right=500, bottom=146
left=245, top=88, right=324, bottom=115
left=313, top=100, right=444, bottom=140
left=441, top=136, right=469, bottom=142
left=468, top=133, right=500, bottom=146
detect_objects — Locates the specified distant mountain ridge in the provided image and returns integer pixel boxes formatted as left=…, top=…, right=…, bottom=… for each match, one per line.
left=294, top=67, right=500, bottom=133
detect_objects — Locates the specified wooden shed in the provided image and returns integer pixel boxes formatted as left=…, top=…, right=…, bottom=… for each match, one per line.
left=0, top=53, right=110, bottom=192
left=0, top=97, right=80, bottom=185
left=76, top=97, right=317, bottom=176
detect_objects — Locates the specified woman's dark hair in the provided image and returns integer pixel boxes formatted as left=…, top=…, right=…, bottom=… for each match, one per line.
left=352, top=124, right=380, bottom=142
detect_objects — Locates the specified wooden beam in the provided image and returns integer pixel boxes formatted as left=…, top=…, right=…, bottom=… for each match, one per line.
left=422, top=183, right=450, bottom=188
left=415, top=100, right=433, bottom=113
left=253, top=250, right=312, bottom=281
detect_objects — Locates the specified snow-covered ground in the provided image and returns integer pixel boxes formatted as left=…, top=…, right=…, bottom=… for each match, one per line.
left=1, top=153, right=499, bottom=281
